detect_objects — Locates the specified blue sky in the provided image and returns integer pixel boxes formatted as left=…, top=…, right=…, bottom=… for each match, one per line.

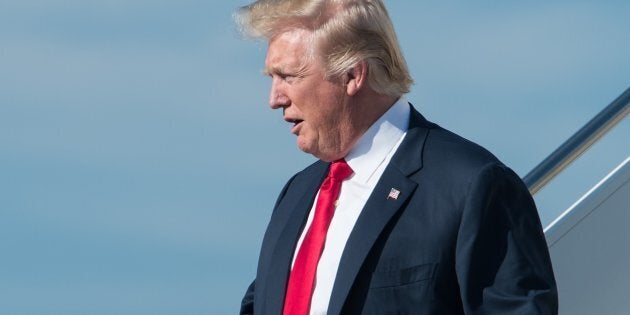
left=1, top=1, right=628, bottom=314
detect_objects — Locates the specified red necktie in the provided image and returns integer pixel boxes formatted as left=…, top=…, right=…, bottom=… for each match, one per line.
left=283, top=159, right=353, bottom=315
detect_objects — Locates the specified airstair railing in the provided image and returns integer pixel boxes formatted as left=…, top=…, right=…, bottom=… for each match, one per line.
left=524, top=87, right=630, bottom=195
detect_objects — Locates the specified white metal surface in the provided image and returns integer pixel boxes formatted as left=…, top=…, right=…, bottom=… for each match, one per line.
left=545, top=157, right=630, bottom=315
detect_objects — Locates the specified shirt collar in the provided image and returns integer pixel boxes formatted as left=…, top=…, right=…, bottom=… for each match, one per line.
left=345, top=97, right=410, bottom=183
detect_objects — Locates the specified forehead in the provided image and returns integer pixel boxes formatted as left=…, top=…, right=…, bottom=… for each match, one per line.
left=265, top=29, right=315, bottom=72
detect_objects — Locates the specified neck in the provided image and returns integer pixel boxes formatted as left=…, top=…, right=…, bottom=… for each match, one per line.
left=351, top=89, right=399, bottom=136
left=327, top=90, right=397, bottom=161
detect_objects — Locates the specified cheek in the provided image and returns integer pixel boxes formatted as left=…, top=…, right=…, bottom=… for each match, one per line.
left=298, top=83, right=345, bottom=130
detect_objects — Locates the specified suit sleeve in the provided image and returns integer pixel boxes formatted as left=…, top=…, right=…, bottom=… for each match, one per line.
left=240, top=281, right=255, bottom=315
left=455, top=163, right=558, bottom=314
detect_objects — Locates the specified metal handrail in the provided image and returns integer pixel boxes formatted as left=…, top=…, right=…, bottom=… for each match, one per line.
left=524, top=87, right=630, bottom=195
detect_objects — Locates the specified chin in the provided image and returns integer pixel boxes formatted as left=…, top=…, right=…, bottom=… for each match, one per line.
left=297, top=145, right=326, bottom=161
left=296, top=138, right=336, bottom=161
left=296, top=141, right=314, bottom=155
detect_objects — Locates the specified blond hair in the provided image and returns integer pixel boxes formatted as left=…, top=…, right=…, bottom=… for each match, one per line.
left=235, top=0, right=413, bottom=96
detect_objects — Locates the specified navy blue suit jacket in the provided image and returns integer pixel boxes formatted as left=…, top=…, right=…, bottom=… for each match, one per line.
left=241, top=106, right=558, bottom=314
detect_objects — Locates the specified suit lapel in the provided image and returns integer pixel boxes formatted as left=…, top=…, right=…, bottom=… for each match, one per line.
left=259, top=161, right=329, bottom=314
left=327, top=107, right=432, bottom=314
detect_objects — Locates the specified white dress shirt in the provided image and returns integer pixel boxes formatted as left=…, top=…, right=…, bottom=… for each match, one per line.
left=291, top=97, right=411, bottom=314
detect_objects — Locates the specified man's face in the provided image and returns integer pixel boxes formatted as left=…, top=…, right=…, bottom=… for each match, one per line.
left=264, top=29, right=355, bottom=162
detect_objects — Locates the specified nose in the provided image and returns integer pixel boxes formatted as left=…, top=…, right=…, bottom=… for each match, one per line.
left=269, top=78, right=290, bottom=109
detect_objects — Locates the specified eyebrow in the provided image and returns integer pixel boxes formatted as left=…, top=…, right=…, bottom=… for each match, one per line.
left=262, top=64, right=311, bottom=77
left=262, top=66, right=279, bottom=77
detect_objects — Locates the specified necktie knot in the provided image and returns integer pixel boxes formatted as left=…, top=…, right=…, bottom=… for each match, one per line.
left=329, top=159, right=353, bottom=181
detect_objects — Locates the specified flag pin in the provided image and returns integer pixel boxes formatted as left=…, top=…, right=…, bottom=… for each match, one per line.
left=387, top=188, right=400, bottom=200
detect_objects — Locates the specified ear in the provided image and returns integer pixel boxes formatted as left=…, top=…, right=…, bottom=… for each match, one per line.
left=345, top=61, right=368, bottom=96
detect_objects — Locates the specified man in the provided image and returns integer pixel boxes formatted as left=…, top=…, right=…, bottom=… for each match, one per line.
left=235, top=0, right=558, bottom=314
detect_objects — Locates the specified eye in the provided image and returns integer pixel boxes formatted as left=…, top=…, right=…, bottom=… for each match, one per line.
left=279, top=73, right=295, bottom=81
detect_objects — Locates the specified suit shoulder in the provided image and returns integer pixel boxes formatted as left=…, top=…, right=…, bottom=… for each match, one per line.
left=423, top=125, right=502, bottom=172
left=411, top=124, right=521, bottom=196
left=406, top=106, right=500, bottom=171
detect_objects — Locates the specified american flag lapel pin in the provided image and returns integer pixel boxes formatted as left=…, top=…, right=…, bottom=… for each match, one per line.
left=387, top=188, right=400, bottom=200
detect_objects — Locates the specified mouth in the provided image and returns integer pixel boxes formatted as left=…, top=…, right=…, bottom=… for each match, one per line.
left=285, top=118, right=304, bottom=134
